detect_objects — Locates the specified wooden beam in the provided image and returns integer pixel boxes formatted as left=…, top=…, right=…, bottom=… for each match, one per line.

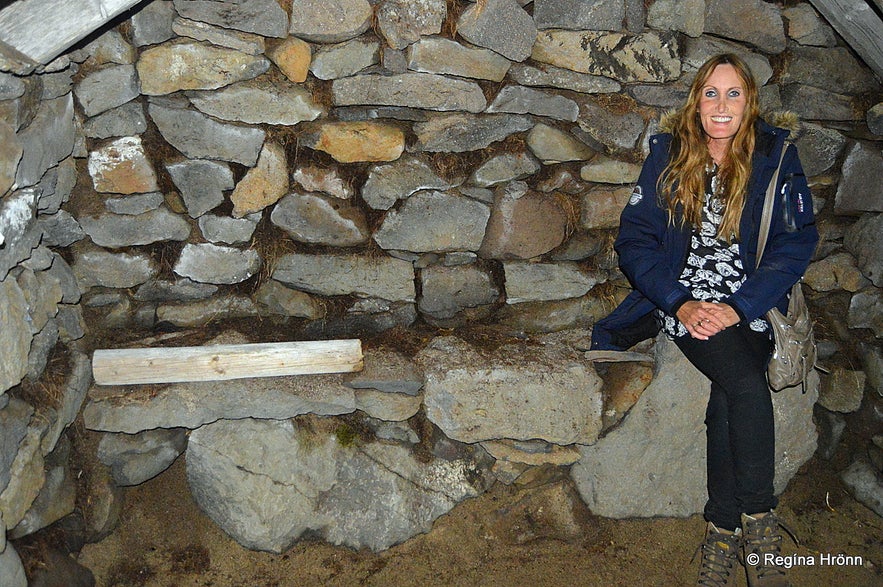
left=92, top=339, right=364, bottom=385
left=0, top=0, right=144, bottom=65
left=809, top=0, right=883, bottom=82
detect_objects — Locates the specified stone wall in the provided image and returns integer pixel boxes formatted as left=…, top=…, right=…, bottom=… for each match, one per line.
left=1, top=0, right=882, bottom=582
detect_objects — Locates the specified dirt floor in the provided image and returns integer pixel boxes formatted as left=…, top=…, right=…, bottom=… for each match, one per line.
left=72, top=427, right=882, bottom=587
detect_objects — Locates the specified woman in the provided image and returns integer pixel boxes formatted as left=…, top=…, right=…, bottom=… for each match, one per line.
left=591, top=54, right=818, bottom=587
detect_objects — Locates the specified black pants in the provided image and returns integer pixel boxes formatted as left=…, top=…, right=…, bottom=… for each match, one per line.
left=675, top=324, right=776, bottom=531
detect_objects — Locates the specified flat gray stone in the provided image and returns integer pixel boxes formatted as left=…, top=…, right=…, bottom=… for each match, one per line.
left=471, top=152, right=541, bottom=188
left=78, top=207, right=190, bottom=248
left=418, top=264, right=499, bottom=321
left=835, top=143, right=883, bottom=214
left=134, top=278, right=218, bottom=302
left=704, top=0, right=786, bottom=54
left=105, top=192, right=165, bottom=216
left=288, top=0, right=372, bottom=43
left=97, top=428, right=188, bottom=486
left=149, top=101, right=265, bottom=166
left=783, top=4, right=837, bottom=47
left=647, top=0, right=704, bottom=37
left=841, top=459, right=883, bottom=517
left=137, top=40, right=270, bottom=95
left=188, top=78, right=323, bottom=125
left=71, top=249, right=158, bottom=289
left=780, top=85, right=858, bottom=122
left=418, top=335, right=603, bottom=445
left=793, top=122, right=847, bottom=177
left=534, top=0, right=625, bottom=31
left=166, top=159, right=234, bottom=218
left=377, top=0, right=446, bottom=49
left=508, top=63, right=621, bottom=94
left=342, top=349, right=423, bottom=396
left=83, top=102, right=148, bottom=139
left=198, top=213, right=260, bottom=245
left=131, top=0, right=175, bottom=46
left=84, top=373, right=356, bottom=434
left=532, top=30, right=680, bottom=83
left=173, top=243, right=261, bottom=285
left=779, top=46, right=880, bottom=94
left=333, top=73, right=487, bottom=113
left=172, top=17, right=266, bottom=54
left=504, top=261, right=597, bottom=303
left=486, top=85, right=578, bottom=122
left=527, top=123, right=595, bottom=164
left=0, top=188, right=41, bottom=279
left=270, top=192, right=369, bottom=247
left=272, top=253, right=415, bottom=302
left=173, top=0, right=289, bottom=37
left=412, top=114, right=533, bottom=153
left=310, top=37, right=380, bottom=80
left=361, top=157, right=452, bottom=211
left=456, top=0, right=536, bottom=62
left=74, top=64, right=139, bottom=118
left=374, top=190, right=490, bottom=253
left=406, top=37, right=511, bottom=82
left=14, top=94, right=75, bottom=189
left=843, top=214, right=883, bottom=287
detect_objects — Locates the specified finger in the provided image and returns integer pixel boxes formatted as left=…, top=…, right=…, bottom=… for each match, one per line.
left=689, top=320, right=710, bottom=340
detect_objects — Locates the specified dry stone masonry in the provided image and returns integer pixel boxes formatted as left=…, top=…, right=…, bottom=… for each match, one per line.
left=1, top=0, right=883, bottom=583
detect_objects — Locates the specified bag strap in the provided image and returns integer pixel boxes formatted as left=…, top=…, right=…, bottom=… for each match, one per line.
left=755, top=143, right=790, bottom=269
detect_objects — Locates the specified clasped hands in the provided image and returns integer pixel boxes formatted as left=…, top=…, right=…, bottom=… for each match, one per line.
left=676, top=300, right=740, bottom=340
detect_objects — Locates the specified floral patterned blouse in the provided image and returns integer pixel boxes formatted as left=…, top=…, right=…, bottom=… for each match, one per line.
left=660, top=167, right=770, bottom=338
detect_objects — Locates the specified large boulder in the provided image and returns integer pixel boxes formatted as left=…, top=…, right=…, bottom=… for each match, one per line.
left=571, top=337, right=819, bottom=518
left=185, top=417, right=492, bottom=553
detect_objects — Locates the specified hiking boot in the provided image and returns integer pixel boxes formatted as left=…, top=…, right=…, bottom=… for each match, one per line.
left=695, top=521, right=741, bottom=586
left=740, top=511, right=792, bottom=587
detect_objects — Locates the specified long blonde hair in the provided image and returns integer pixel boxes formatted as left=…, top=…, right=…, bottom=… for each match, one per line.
left=659, top=54, right=760, bottom=242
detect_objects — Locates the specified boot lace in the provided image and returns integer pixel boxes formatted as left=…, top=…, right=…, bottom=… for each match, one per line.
left=741, top=512, right=799, bottom=580
left=693, top=525, right=740, bottom=586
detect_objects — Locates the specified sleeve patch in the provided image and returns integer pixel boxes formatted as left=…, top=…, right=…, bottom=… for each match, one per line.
left=628, top=186, right=643, bottom=206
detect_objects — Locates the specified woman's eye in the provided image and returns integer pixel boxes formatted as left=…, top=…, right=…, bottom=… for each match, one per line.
left=728, top=90, right=742, bottom=98
left=704, top=89, right=717, bottom=98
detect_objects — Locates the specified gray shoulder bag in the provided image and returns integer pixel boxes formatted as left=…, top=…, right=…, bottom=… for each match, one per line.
left=756, top=144, right=817, bottom=392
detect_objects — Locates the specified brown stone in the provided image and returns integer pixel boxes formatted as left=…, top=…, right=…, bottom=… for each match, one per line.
left=581, top=185, right=632, bottom=229
left=302, top=122, right=405, bottom=163
left=0, top=120, right=22, bottom=195
left=479, top=183, right=569, bottom=260
left=87, top=136, right=159, bottom=195
left=601, top=361, right=654, bottom=428
left=136, top=40, right=269, bottom=95
left=231, top=142, right=288, bottom=218
left=267, top=37, right=312, bottom=83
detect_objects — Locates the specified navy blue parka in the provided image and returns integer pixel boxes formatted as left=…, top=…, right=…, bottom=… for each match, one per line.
left=590, top=118, right=819, bottom=351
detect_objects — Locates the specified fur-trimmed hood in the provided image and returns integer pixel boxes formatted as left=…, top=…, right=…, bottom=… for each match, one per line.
left=657, top=109, right=801, bottom=135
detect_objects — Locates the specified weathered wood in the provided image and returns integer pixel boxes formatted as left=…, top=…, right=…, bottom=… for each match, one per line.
left=92, top=339, right=364, bottom=385
left=0, top=0, right=143, bottom=64
left=809, top=0, right=883, bottom=81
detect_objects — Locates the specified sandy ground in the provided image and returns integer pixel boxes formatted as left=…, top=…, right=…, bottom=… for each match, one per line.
left=73, top=428, right=882, bottom=587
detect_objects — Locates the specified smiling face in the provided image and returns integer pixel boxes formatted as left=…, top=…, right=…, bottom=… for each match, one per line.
left=697, top=63, right=747, bottom=160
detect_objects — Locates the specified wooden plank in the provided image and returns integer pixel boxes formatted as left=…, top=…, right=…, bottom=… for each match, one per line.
left=0, top=0, right=143, bottom=64
left=92, top=339, right=364, bottom=385
left=809, top=0, right=883, bottom=81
